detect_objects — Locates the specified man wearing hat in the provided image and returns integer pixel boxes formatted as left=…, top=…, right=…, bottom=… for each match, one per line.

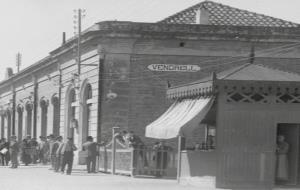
left=48, top=134, right=56, bottom=170
left=38, top=136, right=46, bottom=164
left=29, top=137, right=38, bottom=164
left=9, top=135, right=19, bottom=168
left=52, top=136, right=63, bottom=172
left=61, top=137, right=77, bottom=175
left=0, top=138, right=10, bottom=166
left=82, top=136, right=98, bottom=173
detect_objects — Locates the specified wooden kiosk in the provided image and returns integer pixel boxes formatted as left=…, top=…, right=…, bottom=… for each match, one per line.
left=146, top=63, right=300, bottom=190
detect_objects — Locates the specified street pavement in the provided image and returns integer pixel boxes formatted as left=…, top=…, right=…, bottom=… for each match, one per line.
left=0, top=164, right=199, bottom=190
left=1, top=164, right=299, bottom=190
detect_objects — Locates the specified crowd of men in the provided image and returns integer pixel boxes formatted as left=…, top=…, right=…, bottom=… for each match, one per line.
left=0, top=134, right=78, bottom=175
left=0, top=130, right=171, bottom=177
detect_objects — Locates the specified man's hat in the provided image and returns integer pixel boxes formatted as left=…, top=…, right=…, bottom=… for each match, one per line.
left=10, top=135, right=17, bottom=139
left=67, top=137, right=73, bottom=141
left=56, top=136, right=63, bottom=140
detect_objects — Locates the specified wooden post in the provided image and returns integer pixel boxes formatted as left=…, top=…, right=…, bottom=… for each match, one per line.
left=95, top=144, right=100, bottom=173
left=111, top=126, right=119, bottom=175
left=130, top=147, right=135, bottom=177
left=177, top=136, right=182, bottom=183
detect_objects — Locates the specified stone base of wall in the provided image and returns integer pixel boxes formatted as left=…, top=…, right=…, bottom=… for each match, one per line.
left=179, top=176, right=225, bottom=190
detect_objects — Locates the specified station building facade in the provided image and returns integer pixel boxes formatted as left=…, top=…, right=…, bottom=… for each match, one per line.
left=0, top=1, right=300, bottom=152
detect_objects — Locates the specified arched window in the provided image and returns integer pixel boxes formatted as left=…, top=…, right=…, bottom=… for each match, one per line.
left=81, top=83, right=93, bottom=140
left=67, top=88, right=76, bottom=138
left=25, top=103, right=33, bottom=136
left=17, top=105, right=23, bottom=142
left=40, top=99, right=48, bottom=137
left=87, top=84, right=92, bottom=99
left=51, top=95, right=60, bottom=137
left=0, top=113, right=5, bottom=139
left=5, top=109, right=11, bottom=140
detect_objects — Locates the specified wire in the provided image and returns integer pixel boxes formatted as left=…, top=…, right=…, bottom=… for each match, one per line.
left=77, top=41, right=300, bottom=82
left=200, top=44, right=300, bottom=71
left=78, top=46, right=300, bottom=84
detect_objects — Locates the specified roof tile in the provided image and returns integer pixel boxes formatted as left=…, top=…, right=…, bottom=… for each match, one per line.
left=159, top=0, right=299, bottom=27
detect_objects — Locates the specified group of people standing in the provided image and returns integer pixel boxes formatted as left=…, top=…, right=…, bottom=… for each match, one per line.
left=0, top=134, right=78, bottom=175
left=115, top=130, right=145, bottom=148
left=51, top=136, right=77, bottom=175
left=1, top=130, right=173, bottom=178
left=0, top=133, right=100, bottom=176
left=0, top=135, right=22, bottom=168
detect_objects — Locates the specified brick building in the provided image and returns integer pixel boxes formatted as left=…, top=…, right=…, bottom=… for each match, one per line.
left=0, top=1, right=300, bottom=157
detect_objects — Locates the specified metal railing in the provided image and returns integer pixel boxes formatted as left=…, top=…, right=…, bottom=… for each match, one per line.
left=98, top=143, right=177, bottom=178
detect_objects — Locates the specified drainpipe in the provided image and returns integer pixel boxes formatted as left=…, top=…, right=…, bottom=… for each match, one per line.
left=97, top=46, right=105, bottom=143
left=12, top=87, right=16, bottom=135
left=33, top=76, right=38, bottom=138
left=111, top=126, right=119, bottom=175
left=58, top=63, right=62, bottom=136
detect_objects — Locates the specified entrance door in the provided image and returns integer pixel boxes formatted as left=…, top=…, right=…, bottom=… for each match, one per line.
left=216, top=111, right=275, bottom=189
left=277, top=124, right=300, bottom=185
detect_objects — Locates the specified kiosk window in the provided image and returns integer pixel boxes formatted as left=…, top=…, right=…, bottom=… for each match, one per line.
left=205, top=125, right=216, bottom=149
left=193, top=124, right=216, bottom=151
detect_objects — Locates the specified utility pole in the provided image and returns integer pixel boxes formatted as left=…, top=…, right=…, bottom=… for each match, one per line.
left=73, top=9, right=85, bottom=77
left=16, top=52, right=22, bottom=73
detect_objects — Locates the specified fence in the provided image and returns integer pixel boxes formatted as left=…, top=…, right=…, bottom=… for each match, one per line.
left=98, top=142, right=177, bottom=178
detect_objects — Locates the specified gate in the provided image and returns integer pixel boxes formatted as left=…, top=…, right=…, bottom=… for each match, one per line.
left=132, top=147, right=177, bottom=177
left=98, top=142, right=177, bottom=178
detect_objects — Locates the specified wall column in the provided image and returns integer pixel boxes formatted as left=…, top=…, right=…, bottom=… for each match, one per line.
left=32, top=76, right=38, bottom=138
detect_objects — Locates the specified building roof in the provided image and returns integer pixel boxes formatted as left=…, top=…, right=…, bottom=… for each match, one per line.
left=167, top=64, right=300, bottom=99
left=159, top=0, right=299, bottom=27
left=216, top=63, right=300, bottom=81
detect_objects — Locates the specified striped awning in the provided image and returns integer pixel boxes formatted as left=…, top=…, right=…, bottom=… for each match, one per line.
left=145, top=97, right=214, bottom=139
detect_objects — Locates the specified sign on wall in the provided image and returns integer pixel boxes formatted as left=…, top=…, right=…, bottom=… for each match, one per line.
left=147, top=64, right=200, bottom=72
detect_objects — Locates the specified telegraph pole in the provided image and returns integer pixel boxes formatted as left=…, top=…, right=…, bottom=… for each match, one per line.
left=77, top=9, right=82, bottom=75
left=16, top=52, right=22, bottom=73
left=73, top=9, right=85, bottom=76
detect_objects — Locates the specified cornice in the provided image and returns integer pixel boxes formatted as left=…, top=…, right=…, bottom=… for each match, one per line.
left=1, top=21, right=300, bottom=90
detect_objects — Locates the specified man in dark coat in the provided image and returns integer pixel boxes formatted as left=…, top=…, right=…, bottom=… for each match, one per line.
left=9, top=135, right=20, bottom=168
left=54, top=136, right=64, bottom=172
left=48, top=134, right=56, bottom=170
left=82, top=136, right=98, bottom=173
left=29, top=137, right=38, bottom=164
left=61, top=137, right=77, bottom=175
left=128, top=131, right=148, bottom=168
left=21, top=138, right=31, bottom=166
left=0, top=138, right=10, bottom=166
left=38, top=136, right=48, bottom=164
left=51, top=136, right=62, bottom=171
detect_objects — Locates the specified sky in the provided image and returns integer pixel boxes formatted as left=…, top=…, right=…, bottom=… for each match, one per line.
left=0, top=0, right=300, bottom=79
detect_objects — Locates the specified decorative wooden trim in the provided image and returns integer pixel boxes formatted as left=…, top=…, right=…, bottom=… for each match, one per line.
left=167, top=81, right=214, bottom=99
left=167, top=79, right=300, bottom=102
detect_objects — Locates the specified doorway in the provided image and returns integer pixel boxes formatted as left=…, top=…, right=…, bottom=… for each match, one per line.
left=276, top=123, right=300, bottom=186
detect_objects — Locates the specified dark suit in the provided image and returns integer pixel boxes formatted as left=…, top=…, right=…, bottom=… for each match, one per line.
left=0, top=142, right=10, bottom=166
left=61, top=142, right=77, bottom=174
left=82, top=141, right=98, bottom=173
left=9, top=140, right=19, bottom=168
